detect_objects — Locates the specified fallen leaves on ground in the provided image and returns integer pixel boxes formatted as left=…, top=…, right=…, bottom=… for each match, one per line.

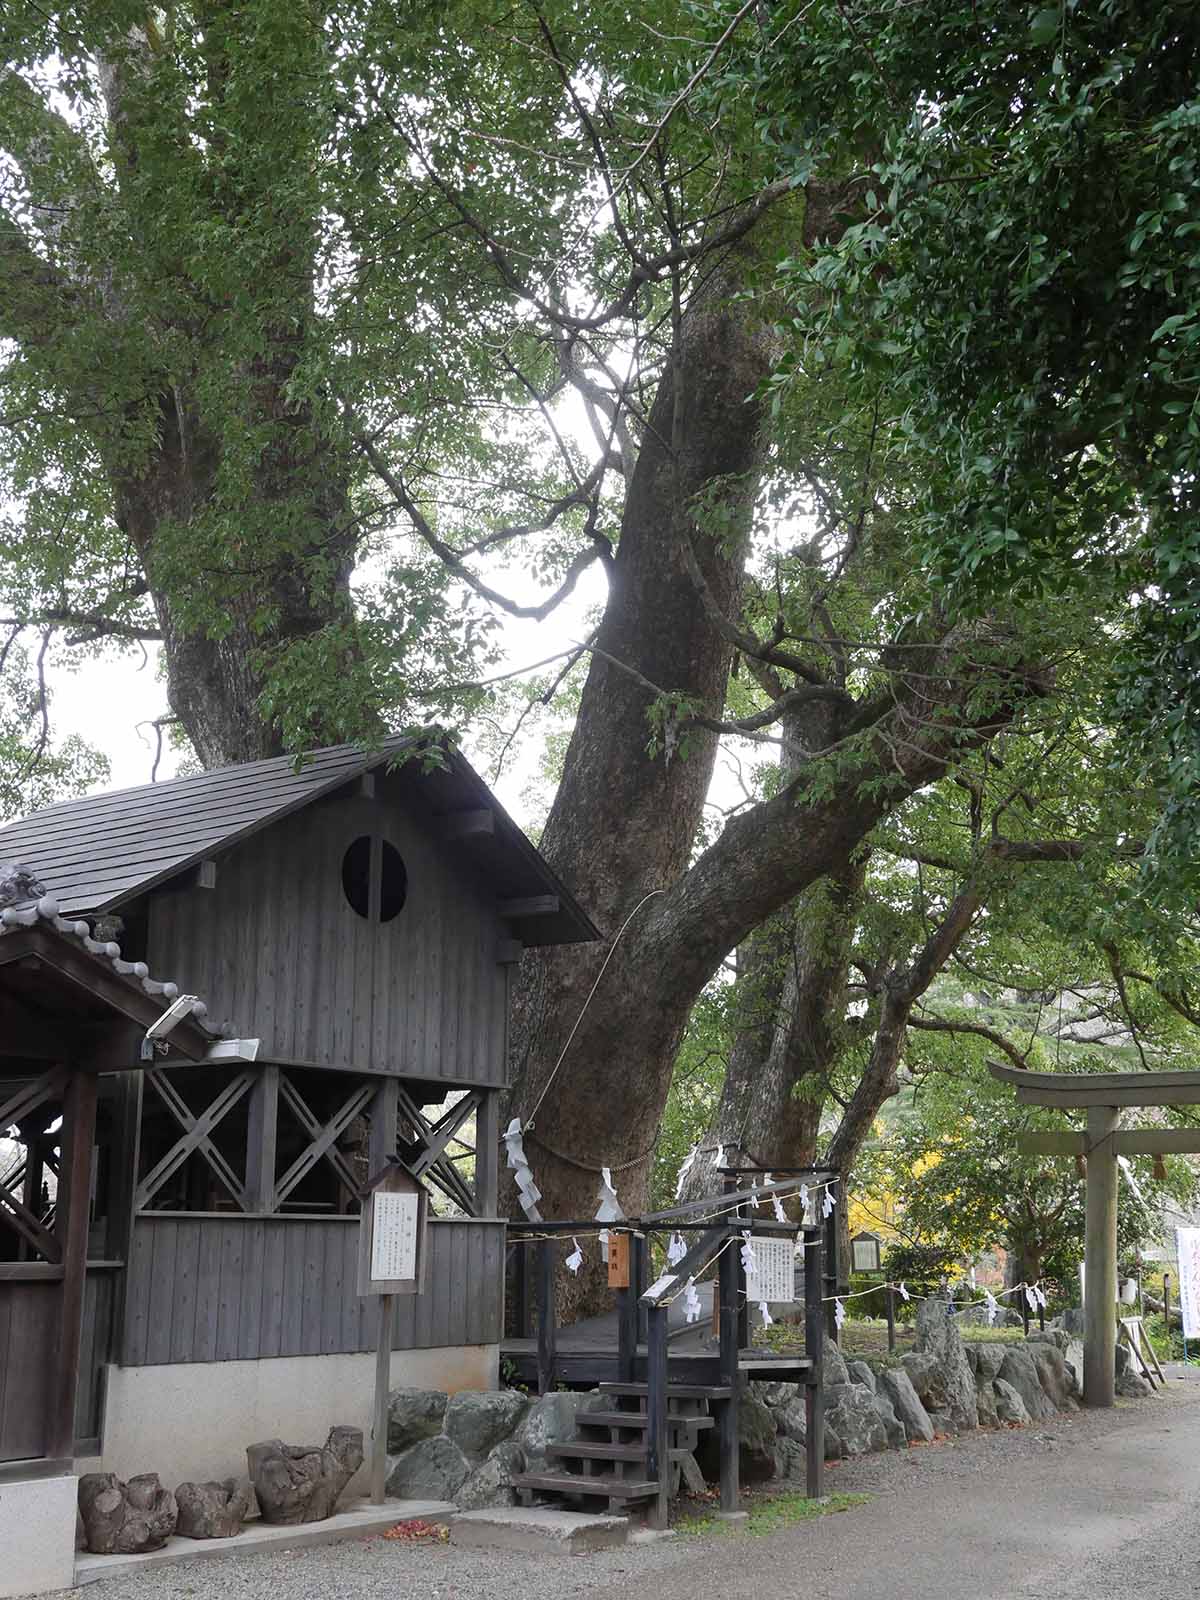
left=383, top=1518, right=450, bottom=1542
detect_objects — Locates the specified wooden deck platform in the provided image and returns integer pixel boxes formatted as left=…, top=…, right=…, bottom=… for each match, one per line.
left=500, top=1282, right=813, bottom=1389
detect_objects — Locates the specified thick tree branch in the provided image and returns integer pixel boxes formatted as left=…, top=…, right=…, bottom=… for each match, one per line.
left=907, top=1014, right=1031, bottom=1073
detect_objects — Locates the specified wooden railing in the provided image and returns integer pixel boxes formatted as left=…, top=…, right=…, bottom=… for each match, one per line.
left=507, top=1169, right=835, bottom=1514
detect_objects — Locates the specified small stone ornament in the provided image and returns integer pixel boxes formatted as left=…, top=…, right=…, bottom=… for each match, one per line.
left=246, top=1425, right=364, bottom=1524
left=175, top=1477, right=257, bottom=1539
left=78, top=1472, right=178, bottom=1554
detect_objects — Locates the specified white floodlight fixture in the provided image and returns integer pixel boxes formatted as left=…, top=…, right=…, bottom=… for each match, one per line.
left=146, top=993, right=202, bottom=1041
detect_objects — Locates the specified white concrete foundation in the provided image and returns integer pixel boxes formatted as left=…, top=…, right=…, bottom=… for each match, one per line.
left=85, top=1344, right=498, bottom=1490
left=0, top=1472, right=78, bottom=1599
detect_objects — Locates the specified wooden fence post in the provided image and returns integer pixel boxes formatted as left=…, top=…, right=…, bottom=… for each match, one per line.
left=717, top=1226, right=740, bottom=1515
left=805, top=1228, right=826, bottom=1499
left=645, top=1305, right=670, bottom=1530
left=536, top=1239, right=557, bottom=1396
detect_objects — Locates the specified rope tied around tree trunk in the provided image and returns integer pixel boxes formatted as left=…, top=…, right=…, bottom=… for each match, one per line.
left=526, top=1127, right=658, bottom=1174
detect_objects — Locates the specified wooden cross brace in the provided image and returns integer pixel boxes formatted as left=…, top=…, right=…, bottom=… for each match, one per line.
left=135, top=1068, right=256, bottom=1212
left=0, top=1065, right=70, bottom=1261
left=275, top=1075, right=374, bottom=1206
left=396, top=1087, right=482, bottom=1214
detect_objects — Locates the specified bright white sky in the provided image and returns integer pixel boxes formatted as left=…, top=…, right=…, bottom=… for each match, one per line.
left=46, top=551, right=760, bottom=833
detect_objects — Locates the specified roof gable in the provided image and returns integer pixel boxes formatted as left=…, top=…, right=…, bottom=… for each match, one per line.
left=0, top=738, right=598, bottom=945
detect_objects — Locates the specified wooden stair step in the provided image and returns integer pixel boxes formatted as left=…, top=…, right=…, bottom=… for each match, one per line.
left=546, top=1441, right=691, bottom=1464
left=547, top=1441, right=648, bottom=1463
left=513, top=1471, right=657, bottom=1502
left=581, top=1410, right=715, bottom=1433
left=598, top=1381, right=731, bottom=1400
left=737, top=1356, right=813, bottom=1372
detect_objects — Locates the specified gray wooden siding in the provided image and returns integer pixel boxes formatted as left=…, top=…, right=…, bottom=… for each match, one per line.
left=120, top=1215, right=505, bottom=1366
left=0, top=1269, right=119, bottom=1460
left=0, top=1280, right=55, bottom=1461
left=147, top=792, right=508, bottom=1084
left=77, top=1268, right=118, bottom=1446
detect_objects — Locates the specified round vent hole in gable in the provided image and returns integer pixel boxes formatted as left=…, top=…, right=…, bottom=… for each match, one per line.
left=341, top=836, right=407, bottom=922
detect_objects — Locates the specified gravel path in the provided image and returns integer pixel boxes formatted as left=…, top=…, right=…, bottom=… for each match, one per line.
left=51, top=1370, right=1200, bottom=1600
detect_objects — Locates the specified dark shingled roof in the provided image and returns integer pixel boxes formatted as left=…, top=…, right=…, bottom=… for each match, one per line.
left=0, top=737, right=599, bottom=946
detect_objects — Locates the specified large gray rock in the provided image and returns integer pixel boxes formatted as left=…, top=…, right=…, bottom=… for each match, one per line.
left=387, top=1388, right=448, bottom=1452
left=847, top=1360, right=876, bottom=1392
left=914, top=1296, right=978, bottom=1433
left=900, top=1351, right=940, bottom=1408
left=736, top=1385, right=779, bottom=1480
left=775, top=1398, right=807, bottom=1443
left=751, top=1378, right=800, bottom=1409
left=1027, top=1328, right=1070, bottom=1353
left=78, top=1473, right=177, bottom=1555
left=997, top=1347, right=1056, bottom=1422
left=443, top=1390, right=528, bottom=1463
left=1116, top=1368, right=1154, bottom=1399
left=869, top=1384, right=907, bottom=1448
left=824, top=1382, right=889, bottom=1459
left=975, top=1377, right=999, bottom=1428
left=456, top=1441, right=525, bottom=1510
left=386, top=1435, right=471, bottom=1500
left=175, top=1477, right=256, bottom=1539
left=1027, top=1341, right=1079, bottom=1412
left=774, top=1437, right=807, bottom=1481
left=879, top=1367, right=934, bottom=1444
left=966, top=1342, right=1007, bottom=1383
left=515, top=1391, right=605, bottom=1472
left=993, top=1378, right=1031, bottom=1425
left=697, top=1382, right=777, bottom=1482
left=823, top=1337, right=850, bottom=1387
left=247, top=1427, right=363, bottom=1525
left=1061, top=1306, right=1086, bottom=1337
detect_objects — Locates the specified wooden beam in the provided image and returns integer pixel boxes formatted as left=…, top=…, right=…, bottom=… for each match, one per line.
left=441, top=809, right=494, bottom=841
left=1020, top=1127, right=1200, bottom=1158
left=989, top=1058, right=1200, bottom=1109
left=1019, top=1132, right=1087, bottom=1156
left=496, top=939, right=523, bottom=966
left=498, top=895, right=559, bottom=920
left=1115, top=1129, right=1200, bottom=1155
left=245, top=1064, right=280, bottom=1212
left=48, top=1067, right=97, bottom=1460
left=474, top=1090, right=500, bottom=1217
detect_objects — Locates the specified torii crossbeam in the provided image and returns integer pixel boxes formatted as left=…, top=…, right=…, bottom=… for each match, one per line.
left=988, top=1061, right=1200, bottom=1406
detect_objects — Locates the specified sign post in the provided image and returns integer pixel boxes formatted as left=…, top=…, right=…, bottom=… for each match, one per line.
left=359, top=1161, right=428, bottom=1505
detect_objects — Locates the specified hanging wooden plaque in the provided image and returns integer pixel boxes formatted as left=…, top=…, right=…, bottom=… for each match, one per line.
left=608, top=1230, right=631, bottom=1289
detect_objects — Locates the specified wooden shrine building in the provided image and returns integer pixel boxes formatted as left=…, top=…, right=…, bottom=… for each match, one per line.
left=0, top=739, right=595, bottom=1592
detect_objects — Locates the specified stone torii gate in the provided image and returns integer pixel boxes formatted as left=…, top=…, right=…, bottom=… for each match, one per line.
left=988, top=1061, right=1200, bottom=1407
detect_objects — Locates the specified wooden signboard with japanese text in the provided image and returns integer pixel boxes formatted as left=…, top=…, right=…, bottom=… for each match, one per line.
left=358, top=1161, right=428, bottom=1296
left=745, top=1237, right=797, bottom=1304
left=608, top=1231, right=631, bottom=1289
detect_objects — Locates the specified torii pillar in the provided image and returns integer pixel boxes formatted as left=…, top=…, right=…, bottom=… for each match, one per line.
left=989, top=1061, right=1200, bottom=1407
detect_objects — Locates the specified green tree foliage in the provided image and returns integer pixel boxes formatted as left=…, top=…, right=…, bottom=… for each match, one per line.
left=861, top=1062, right=1196, bottom=1289
left=739, top=0, right=1200, bottom=882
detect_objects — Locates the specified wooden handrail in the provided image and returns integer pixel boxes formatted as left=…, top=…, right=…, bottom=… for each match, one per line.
left=639, top=1225, right=727, bottom=1306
